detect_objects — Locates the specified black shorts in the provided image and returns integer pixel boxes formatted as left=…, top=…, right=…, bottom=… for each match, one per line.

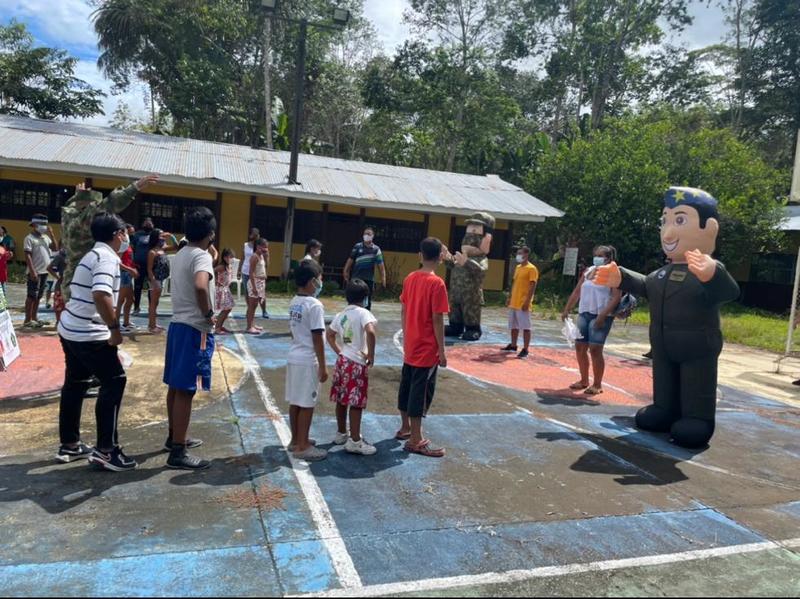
left=27, top=274, right=48, bottom=300
left=398, top=363, right=438, bottom=418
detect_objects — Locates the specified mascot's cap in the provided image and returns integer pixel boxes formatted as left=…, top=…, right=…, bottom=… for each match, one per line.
left=465, top=212, right=496, bottom=230
left=663, top=186, right=719, bottom=217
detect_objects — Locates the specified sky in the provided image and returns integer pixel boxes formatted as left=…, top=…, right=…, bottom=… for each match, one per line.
left=0, top=0, right=728, bottom=127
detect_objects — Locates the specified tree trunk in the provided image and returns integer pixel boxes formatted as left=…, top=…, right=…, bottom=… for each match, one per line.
left=264, top=18, right=273, bottom=150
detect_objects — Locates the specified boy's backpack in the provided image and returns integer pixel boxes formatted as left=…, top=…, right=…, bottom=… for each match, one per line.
left=615, top=292, right=638, bottom=320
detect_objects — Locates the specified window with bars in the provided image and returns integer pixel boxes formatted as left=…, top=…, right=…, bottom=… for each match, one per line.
left=138, top=193, right=215, bottom=233
left=365, top=217, right=426, bottom=253
left=0, top=180, right=72, bottom=223
left=252, top=205, right=287, bottom=242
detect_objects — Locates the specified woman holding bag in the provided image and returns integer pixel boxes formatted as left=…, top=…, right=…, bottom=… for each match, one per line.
left=561, top=246, right=621, bottom=396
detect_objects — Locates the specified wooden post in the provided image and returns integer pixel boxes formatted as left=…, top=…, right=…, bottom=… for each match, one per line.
left=358, top=207, right=366, bottom=232
left=282, top=197, right=295, bottom=279
left=503, top=221, right=514, bottom=290
left=249, top=195, right=256, bottom=231
left=321, top=203, right=329, bottom=261
left=214, top=192, right=222, bottom=247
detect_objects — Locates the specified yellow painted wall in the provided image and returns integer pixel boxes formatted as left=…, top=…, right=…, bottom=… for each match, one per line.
left=366, top=208, right=425, bottom=222
left=218, top=192, right=249, bottom=259
left=0, top=167, right=511, bottom=288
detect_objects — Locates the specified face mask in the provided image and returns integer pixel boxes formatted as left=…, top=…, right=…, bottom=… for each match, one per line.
left=37, top=225, right=48, bottom=234
left=312, top=278, right=323, bottom=298
left=515, top=254, right=524, bottom=264
left=119, top=235, right=130, bottom=254
left=143, top=225, right=153, bottom=232
left=593, top=256, right=606, bottom=268
left=313, top=249, right=321, bottom=258
left=363, top=235, right=373, bottom=243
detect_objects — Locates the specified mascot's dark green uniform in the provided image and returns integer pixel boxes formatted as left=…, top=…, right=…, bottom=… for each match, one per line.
left=593, top=187, right=740, bottom=448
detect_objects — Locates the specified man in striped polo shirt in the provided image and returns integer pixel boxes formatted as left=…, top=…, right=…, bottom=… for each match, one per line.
left=56, top=212, right=135, bottom=471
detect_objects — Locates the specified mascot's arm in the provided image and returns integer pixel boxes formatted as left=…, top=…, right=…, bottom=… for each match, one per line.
left=463, top=256, right=488, bottom=274
left=618, top=267, right=649, bottom=298
left=703, top=260, right=740, bottom=305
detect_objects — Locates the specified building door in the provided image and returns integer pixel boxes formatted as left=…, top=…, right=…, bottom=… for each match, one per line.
left=324, top=213, right=361, bottom=285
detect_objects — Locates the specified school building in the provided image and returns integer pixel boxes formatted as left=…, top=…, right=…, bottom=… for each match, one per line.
left=0, top=116, right=563, bottom=290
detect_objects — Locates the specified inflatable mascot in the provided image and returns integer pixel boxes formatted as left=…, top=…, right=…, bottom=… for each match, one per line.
left=445, top=212, right=495, bottom=341
left=593, top=187, right=740, bottom=448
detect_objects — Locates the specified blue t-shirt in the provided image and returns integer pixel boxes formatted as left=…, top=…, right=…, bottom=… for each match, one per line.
left=350, top=242, right=383, bottom=281
left=132, top=230, right=152, bottom=264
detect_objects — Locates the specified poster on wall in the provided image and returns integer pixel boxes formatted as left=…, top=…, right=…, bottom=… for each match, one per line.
left=0, top=309, right=20, bottom=371
left=562, top=247, right=579, bottom=276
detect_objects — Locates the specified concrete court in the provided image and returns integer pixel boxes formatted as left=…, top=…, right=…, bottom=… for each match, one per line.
left=0, top=293, right=798, bottom=597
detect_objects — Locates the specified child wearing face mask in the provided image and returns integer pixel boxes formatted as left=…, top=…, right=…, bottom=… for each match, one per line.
left=286, top=259, right=328, bottom=462
left=326, top=278, right=378, bottom=455
left=502, top=246, right=539, bottom=359
left=245, top=238, right=269, bottom=334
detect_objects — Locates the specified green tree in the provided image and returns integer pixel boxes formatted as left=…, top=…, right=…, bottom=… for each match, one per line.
left=0, top=21, right=104, bottom=119
left=531, top=111, right=787, bottom=272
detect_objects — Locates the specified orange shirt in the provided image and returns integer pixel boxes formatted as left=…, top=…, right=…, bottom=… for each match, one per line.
left=400, top=270, right=450, bottom=367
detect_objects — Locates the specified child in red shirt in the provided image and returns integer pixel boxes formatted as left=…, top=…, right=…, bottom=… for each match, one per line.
left=396, top=237, right=450, bottom=457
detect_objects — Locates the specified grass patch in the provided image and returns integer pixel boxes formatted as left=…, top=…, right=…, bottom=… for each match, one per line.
left=603, top=303, right=790, bottom=353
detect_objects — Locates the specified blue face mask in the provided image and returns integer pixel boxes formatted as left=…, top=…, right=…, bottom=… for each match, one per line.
left=312, top=278, right=322, bottom=298
left=593, top=256, right=606, bottom=268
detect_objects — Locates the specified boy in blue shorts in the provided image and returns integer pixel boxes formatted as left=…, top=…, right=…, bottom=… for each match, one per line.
left=162, top=207, right=217, bottom=470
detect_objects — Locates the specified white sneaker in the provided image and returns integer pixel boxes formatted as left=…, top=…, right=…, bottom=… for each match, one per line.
left=345, top=438, right=377, bottom=456
left=333, top=432, right=349, bottom=445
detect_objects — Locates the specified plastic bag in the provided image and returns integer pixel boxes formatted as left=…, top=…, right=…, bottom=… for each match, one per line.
left=561, top=317, right=581, bottom=347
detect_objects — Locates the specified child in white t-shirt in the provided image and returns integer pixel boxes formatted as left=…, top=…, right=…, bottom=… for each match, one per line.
left=326, top=279, right=378, bottom=455
left=286, top=260, right=328, bottom=462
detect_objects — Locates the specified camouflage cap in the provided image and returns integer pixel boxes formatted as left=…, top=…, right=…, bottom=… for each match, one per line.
left=464, top=212, right=496, bottom=229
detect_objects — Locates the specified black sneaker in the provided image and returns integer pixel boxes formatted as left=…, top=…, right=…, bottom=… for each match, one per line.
left=166, top=446, right=210, bottom=470
left=501, top=344, right=518, bottom=352
left=88, top=446, right=138, bottom=472
left=517, top=349, right=529, bottom=359
left=163, top=437, right=204, bottom=452
left=55, top=442, right=94, bottom=463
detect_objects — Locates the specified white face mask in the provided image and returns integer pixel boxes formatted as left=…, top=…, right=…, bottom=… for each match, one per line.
left=118, top=235, right=130, bottom=254
left=593, top=256, right=607, bottom=267
left=36, top=225, right=48, bottom=234
left=363, top=234, right=373, bottom=243
left=312, top=278, right=323, bottom=298
left=515, top=254, right=525, bottom=264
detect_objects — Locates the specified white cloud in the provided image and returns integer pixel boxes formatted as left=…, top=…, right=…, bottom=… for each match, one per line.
left=0, top=0, right=98, bottom=54
left=71, top=59, right=150, bottom=127
left=363, top=0, right=411, bottom=53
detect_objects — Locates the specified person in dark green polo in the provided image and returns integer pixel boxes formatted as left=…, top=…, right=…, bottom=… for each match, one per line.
left=593, top=187, right=740, bottom=448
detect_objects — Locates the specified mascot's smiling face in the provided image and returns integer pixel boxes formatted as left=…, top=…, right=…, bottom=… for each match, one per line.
left=660, top=187, right=720, bottom=263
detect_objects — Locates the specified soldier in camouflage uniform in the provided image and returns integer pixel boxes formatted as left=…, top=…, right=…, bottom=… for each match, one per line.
left=444, top=212, right=495, bottom=341
left=61, top=175, right=159, bottom=300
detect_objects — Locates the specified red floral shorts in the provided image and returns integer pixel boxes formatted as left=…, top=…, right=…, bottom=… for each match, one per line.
left=329, top=354, right=369, bottom=409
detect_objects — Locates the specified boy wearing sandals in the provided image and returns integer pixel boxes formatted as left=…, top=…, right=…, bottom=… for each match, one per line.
left=287, top=260, right=329, bottom=461
left=396, top=237, right=449, bottom=458
left=327, top=279, right=378, bottom=455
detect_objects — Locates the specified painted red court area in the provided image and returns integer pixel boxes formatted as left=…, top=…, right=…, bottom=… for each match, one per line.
left=447, top=345, right=653, bottom=406
left=0, top=334, right=63, bottom=400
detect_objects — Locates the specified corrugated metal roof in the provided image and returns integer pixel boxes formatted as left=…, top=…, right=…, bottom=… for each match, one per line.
left=780, top=205, right=800, bottom=231
left=0, top=115, right=563, bottom=221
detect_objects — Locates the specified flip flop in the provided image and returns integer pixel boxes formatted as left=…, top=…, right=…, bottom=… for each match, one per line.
left=394, top=431, right=411, bottom=440
left=404, top=439, right=445, bottom=458
left=569, top=381, right=589, bottom=390
left=584, top=386, right=604, bottom=396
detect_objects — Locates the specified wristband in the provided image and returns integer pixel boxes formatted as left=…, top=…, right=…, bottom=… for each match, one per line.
left=205, top=309, right=214, bottom=319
